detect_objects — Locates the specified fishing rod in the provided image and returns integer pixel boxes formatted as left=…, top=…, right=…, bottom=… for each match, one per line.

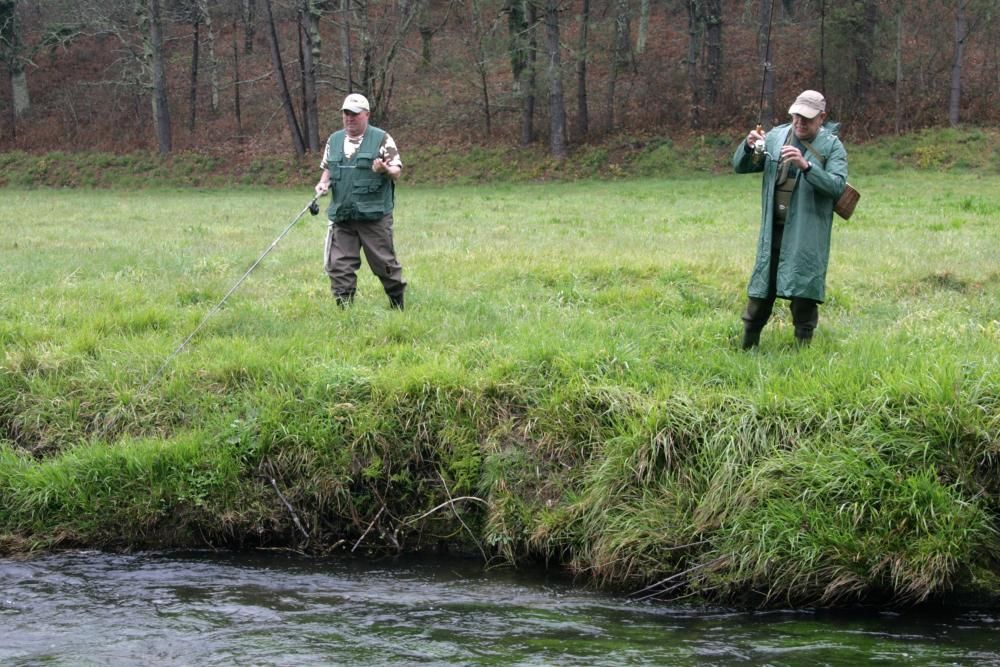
left=753, top=0, right=778, bottom=151
left=97, top=193, right=323, bottom=440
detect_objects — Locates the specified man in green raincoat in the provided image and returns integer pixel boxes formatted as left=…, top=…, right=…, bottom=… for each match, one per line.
left=734, top=90, right=848, bottom=349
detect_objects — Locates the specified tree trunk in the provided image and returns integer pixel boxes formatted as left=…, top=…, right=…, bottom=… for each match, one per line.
left=243, top=0, right=257, bottom=54
left=263, top=0, right=305, bottom=156
left=340, top=0, right=354, bottom=93
left=3, top=66, right=18, bottom=141
left=189, top=15, right=200, bottom=132
left=507, top=0, right=537, bottom=145
left=545, top=0, right=566, bottom=159
left=819, top=0, right=826, bottom=93
left=471, top=0, right=492, bottom=136
left=636, top=0, right=649, bottom=55
left=299, top=1, right=322, bottom=153
left=604, top=0, right=629, bottom=135
left=685, top=0, right=703, bottom=129
left=894, top=4, right=903, bottom=134
left=854, top=0, right=877, bottom=105
left=418, top=1, right=434, bottom=68
left=232, top=16, right=243, bottom=142
left=148, top=0, right=172, bottom=154
left=199, top=0, right=220, bottom=113
left=574, top=0, right=589, bottom=139
left=703, top=0, right=722, bottom=108
left=11, top=65, right=28, bottom=117
left=948, top=3, right=967, bottom=126
left=0, top=0, right=29, bottom=120
left=520, top=0, right=537, bottom=146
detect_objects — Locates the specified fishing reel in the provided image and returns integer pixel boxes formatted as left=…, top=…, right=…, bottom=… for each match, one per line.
left=752, top=124, right=766, bottom=163
left=309, top=201, right=320, bottom=216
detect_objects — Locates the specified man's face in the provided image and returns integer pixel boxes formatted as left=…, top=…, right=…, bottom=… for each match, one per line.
left=342, top=109, right=369, bottom=137
left=792, top=112, right=825, bottom=141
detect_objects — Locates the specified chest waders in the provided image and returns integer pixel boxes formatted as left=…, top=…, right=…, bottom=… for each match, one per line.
left=773, top=128, right=797, bottom=223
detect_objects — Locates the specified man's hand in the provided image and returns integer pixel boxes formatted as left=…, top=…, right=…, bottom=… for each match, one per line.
left=746, top=128, right=765, bottom=151
left=779, top=145, right=809, bottom=171
left=315, top=181, right=330, bottom=196
left=372, top=158, right=401, bottom=180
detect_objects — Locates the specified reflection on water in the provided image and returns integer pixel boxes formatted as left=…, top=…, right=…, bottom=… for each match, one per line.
left=1, top=550, right=998, bottom=666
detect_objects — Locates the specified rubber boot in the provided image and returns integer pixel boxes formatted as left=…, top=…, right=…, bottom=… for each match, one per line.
left=387, top=291, right=404, bottom=310
left=741, top=327, right=761, bottom=350
left=335, top=291, right=355, bottom=308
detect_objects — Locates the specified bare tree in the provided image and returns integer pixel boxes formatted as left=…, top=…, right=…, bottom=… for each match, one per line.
left=0, top=0, right=30, bottom=126
left=417, top=0, right=453, bottom=68
left=469, top=0, right=493, bottom=136
left=544, top=0, right=565, bottom=158
left=198, top=0, right=220, bottom=113
left=636, top=0, right=649, bottom=55
left=231, top=12, right=243, bottom=140
left=263, top=0, right=305, bottom=155
left=243, top=0, right=256, bottom=53
left=506, top=0, right=538, bottom=145
left=604, top=0, right=630, bottom=134
left=188, top=1, right=200, bottom=131
left=339, top=0, right=422, bottom=122
left=573, top=0, right=589, bottom=138
left=894, top=1, right=904, bottom=133
left=684, top=0, right=722, bottom=128
left=947, top=0, right=989, bottom=126
left=855, top=0, right=877, bottom=105
left=147, top=0, right=172, bottom=153
left=704, top=0, right=722, bottom=108
left=339, top=0, right=352, bottom=92
left=298, top=0, right=323, bottom=152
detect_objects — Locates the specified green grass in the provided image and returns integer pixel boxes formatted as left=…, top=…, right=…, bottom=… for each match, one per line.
left=1, top=172, right=998, bottom=607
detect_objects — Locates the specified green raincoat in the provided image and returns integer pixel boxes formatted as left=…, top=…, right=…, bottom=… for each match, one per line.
left=733, top=122, right=848, bottom=302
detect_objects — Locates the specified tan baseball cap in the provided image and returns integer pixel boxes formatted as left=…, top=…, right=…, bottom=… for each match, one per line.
left=342, top=93, right=370, bottom=113
left=788, top=90, right=826, bottom=119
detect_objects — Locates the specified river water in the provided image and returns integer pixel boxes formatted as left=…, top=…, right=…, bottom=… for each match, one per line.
left=1, top=550, right=997, bottom=666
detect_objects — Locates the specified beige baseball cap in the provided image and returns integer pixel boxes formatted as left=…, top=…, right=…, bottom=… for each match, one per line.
left=342, top=93, right=370, bottom=113
left=788, top=90, right=826, bottom=119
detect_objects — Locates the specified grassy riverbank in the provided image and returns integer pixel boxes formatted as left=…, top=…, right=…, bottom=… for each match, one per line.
left=1, top=126, right=997, bottom=189
left=1, top=173, right=998, bottom=607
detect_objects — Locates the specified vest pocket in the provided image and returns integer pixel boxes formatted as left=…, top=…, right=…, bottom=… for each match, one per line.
left=355, top=200, right=386, bottom=220
left=352, top=180, right=383, bottom=194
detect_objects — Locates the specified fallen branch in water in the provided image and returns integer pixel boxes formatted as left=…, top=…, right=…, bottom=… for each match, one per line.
left=260, top=460, right=310, bottom=547
left=437, top=472, right=488, bottom=562
left=631, top=555, right=728, bottom=602
left=400, top=495, right=489, bottom=526
left=352, top=506, right=386, bottom=553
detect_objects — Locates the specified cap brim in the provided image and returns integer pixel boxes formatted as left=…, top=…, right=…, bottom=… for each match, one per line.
left=788, top=104, right=821, bottom=119
left=342, top=106, right=366, bottom=113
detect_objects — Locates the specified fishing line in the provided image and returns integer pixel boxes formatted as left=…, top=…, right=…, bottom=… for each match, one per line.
left=97, top=193, right=322, bottom=440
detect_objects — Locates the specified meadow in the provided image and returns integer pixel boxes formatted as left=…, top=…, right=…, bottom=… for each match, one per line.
left=1, top=172, right=998, bottom=606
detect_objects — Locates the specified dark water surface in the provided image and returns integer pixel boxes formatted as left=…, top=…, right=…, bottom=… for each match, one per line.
left=1, top=550, right=998, bottom=666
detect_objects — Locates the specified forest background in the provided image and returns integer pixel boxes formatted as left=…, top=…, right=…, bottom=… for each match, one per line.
left=1, top=0, right=997, bottom=176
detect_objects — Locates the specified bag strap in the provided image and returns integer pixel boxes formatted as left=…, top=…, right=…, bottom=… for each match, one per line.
left=799, top=137, right=826, bottom=168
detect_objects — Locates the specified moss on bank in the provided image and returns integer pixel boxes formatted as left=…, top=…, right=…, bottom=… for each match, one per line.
left=2, top=358, right=998, bottom=606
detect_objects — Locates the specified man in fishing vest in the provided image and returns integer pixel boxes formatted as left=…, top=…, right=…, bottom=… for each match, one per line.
left=734, top=90, right=848, bottom=349
left=315, top=93, right=406, bottom=309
